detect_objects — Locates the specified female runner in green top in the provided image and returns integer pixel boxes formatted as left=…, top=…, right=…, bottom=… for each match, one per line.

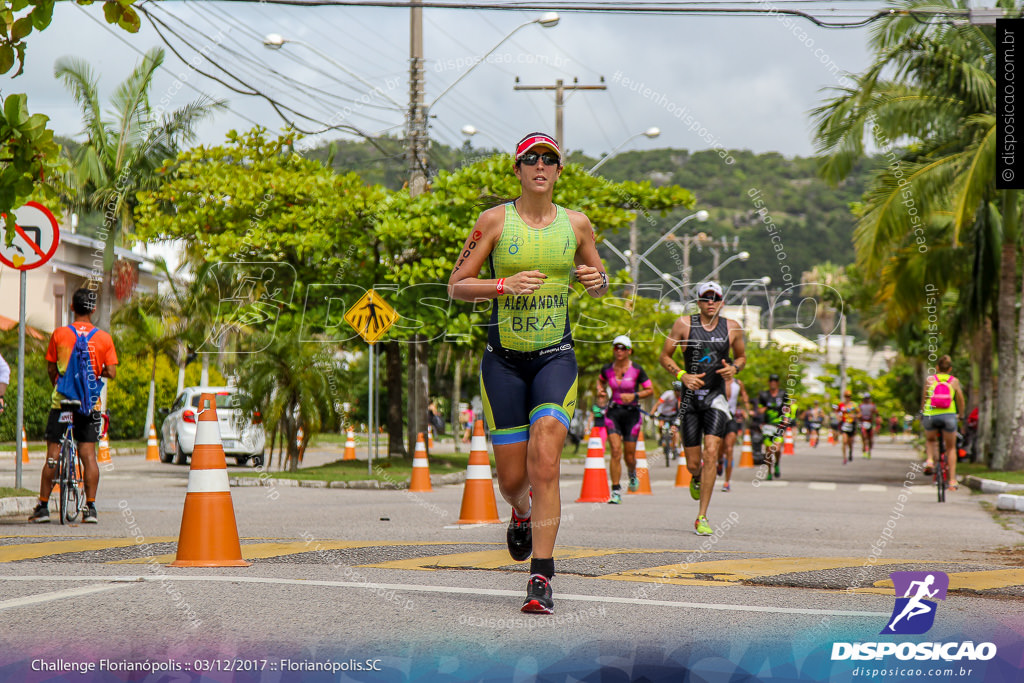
left=448, top=132, right=607, bottom=614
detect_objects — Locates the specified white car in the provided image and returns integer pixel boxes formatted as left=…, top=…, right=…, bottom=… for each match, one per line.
left=158, top=386, right=266, bottom=466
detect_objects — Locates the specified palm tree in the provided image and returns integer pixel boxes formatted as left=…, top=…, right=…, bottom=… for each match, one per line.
left=111, top=290, right=179, bottom=438
left=811, top=0, right=1022, bottom=468
left=801, top=262, right=846, bottom=365
left=55, top=47, right=224, bottom=329
left=235, top=330, right=343, bottom=472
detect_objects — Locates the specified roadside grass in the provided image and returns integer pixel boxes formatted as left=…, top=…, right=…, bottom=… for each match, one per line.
left=0, top=487, right=36, bottom=498
left=236, top=452, right=474, bottom=482
left=957, top=463, right=1024, bottom=486
left=1, top=440, right=147, bottom=452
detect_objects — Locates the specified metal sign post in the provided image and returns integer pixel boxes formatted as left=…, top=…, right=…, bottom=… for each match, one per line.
left=15, top=271, right=25, bottom=489
left=343, top=289, right=398, bottom=475
left=0, top=202, right=62, bottom=489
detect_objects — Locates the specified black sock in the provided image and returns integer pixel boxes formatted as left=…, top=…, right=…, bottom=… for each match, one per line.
left=612, top=484, right=621, bottom=492
left=531, top=557, right=554, bottom=580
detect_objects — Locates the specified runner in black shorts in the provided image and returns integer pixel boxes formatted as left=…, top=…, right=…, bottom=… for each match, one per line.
left=660, top=281, right=746, bottom=536
left=448, top=132, right=607, bottom=615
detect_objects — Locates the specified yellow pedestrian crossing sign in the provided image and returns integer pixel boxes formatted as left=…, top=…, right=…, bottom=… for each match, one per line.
left=344, top=289, right=398, bottom=344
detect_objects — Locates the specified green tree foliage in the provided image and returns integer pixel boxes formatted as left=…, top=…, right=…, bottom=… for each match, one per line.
left=0, top=352, right=50, bottom=441
left=0, top=1, right=138, bottom=77
left=136, top=128, right=386, bottom=333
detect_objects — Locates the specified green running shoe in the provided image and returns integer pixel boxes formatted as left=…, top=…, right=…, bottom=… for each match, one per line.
left=694, top=515, right=713, bottom=536
left=689, top=476, right=701, bottom=501
left=628, top=475, right=640, bottom=493
left=608, top=491, right=622, bottom=504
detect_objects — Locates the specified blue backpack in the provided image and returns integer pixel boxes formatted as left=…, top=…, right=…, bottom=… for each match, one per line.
left=56, top=325, right=101, bottom=415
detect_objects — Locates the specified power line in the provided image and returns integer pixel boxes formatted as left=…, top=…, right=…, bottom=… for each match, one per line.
left=73, top=3, right=263, bottom=129
left=136, top=2, right=392, bottom=149
left=213, top=1, right=958, bottom=30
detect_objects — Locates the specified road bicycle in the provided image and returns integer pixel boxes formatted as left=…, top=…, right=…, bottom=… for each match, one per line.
left=652, top=414, right=679, bottom=467
left=54, top=401, right=86, bottom=524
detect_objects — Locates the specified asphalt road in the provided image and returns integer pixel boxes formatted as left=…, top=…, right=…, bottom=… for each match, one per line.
left=1, top=435, right=1022, bottom=682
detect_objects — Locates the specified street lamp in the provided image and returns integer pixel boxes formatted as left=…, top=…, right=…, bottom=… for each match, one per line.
left=428, top=13, right=559, bottom=110
left=767, top=299, right=792, bottom=343
left=738, top=276, right=772, bottom=332
left=700, top=250, right=749, bottom=284
left=262, top=33, right=405, bottom=110
left=461, top=124, right=505, bottom=149
left=641, top=210, right=709, bottom=263
left=589, top=126, right=661, bottom=173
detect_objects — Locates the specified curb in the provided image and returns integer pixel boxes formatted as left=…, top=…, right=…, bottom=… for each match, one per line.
left=995, top=494, right=1024, bottom=513
left=0, top=496, right=37, bottom=518
left=230, top=471, right=468, bottom=490
left=964, top=475, right=1024, bottom=495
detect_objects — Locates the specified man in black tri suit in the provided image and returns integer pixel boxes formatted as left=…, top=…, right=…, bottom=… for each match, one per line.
left=660, top=281, right=746, bottom=536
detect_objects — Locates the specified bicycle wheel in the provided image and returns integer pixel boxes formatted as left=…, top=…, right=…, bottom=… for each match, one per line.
left=60, top=442, right=83, bottom=523
left=936, top=455, right=946, bottom=503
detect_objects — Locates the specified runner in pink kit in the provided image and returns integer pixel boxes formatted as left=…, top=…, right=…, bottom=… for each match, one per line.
left=596, top=335, right=654, bottom=504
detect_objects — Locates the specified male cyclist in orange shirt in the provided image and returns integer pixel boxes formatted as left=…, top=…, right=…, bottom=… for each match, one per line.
left=30, top=289, right=118, bottom=524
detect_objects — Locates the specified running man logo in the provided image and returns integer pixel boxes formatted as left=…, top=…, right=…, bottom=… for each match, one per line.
left=881, top=571, right=949, bottom=635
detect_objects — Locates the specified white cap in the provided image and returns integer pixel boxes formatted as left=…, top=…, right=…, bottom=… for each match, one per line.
left=612, top=335, right=632, bottom=349
left=697, top=281, right=724, bottom=299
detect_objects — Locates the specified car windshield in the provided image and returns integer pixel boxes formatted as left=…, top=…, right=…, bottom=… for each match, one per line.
left=189, top=392, right=243, bottom=409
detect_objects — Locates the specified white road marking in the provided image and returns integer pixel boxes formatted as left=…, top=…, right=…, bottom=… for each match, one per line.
left=808, top=482, right=837, bottom=491
left=0, top=583, right=131, bottom=611
left=858, top=485, right=887, bottom=492
left=0, top=575, right=887, bottom=618
left=758, top=480, right=789, bottom=487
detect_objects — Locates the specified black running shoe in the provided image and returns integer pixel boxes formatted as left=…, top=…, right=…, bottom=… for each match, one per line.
left=521, top=574, right=553, bottom=614
left=28, top=503, right=49, bottom=524
left=82, top=503, right=98, bottom=524
left=506, top=509, right=532, bottom=561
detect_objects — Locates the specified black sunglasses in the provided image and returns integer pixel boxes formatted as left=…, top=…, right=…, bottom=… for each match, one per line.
left=613, top=344, right=630, bottom=350
left=698, top=294, right=724, bottom=302
left=519, top=152, right=561, bottom=167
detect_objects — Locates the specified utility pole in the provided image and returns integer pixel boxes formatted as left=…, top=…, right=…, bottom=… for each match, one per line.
left=405, top=6, right=428, bottom=457
left=513, top=77, right=606, bottom=150
left=408, top=6, right=428, bottom=197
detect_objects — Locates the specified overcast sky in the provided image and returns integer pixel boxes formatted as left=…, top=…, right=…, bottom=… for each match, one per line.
left=9, top=1, right=879, bottom=162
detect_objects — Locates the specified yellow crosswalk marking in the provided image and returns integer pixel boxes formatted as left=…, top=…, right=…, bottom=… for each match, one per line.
left=0, top=538, right=176, bottom=563
left=108, top=540, right=487, bottom=565
left=603, top=557, right=949, bottom=584
left=873, top=568, right=1024, bottom=592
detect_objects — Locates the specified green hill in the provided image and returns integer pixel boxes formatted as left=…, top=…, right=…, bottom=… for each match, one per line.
left=309, top=138, right=874, bottom=301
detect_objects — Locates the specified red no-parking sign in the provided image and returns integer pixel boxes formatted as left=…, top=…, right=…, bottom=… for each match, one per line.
left=0, top=201, right=60, bottom=271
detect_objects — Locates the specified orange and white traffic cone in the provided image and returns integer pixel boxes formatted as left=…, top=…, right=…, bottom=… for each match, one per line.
left=674, top=454, right=692, bottom=487
left=146, top=424, right=160, bottom=462
left=576, top=426, right=611, bottom=503
left=21, top=427, right=29, bottom=464
left=427, top=424, right=434, bottom=449
left=97, top=432, right=111, bottom=464
left=343, top=428, right=357, bottom=461
left=827, top=431, right=835, bottom=445
left=784, top=427, right=795, bottom=455
left=738, top=430, right=754, bottom=469
left=628, top=433, right=653, bottom=495
left=296, top=427, right=304, bottom=449
left=409, top=432, right=432, bottom=492
left=170, top=393, right=250, bottom=567
left=456, top=420, right=501, bottom=524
